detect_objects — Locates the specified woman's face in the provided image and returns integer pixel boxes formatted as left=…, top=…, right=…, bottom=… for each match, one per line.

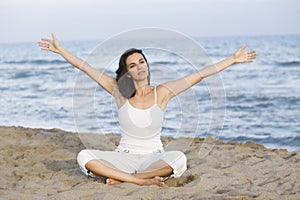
left=126, top=53, right=149, bottom=82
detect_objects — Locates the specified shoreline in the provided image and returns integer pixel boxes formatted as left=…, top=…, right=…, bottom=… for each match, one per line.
left=2, top=124, right=298, bottom=152
left=1, top=126, right=299, bottom=199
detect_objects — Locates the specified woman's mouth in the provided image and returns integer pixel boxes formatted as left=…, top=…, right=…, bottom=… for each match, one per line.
left=138, top=71, right=146, bottom=76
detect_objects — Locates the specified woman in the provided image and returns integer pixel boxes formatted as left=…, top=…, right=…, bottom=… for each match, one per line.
left=38, top=33, right=256, bottom=186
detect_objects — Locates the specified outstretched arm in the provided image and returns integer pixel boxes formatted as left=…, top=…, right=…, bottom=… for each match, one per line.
left=159, top=45, right=256, bottom=100
left=38, top=33, right=116, bottom=95
left=199, top=44, right=256, bottom=79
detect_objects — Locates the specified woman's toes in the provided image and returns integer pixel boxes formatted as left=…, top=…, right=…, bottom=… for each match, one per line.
left=106, top=178, right=122, bottom=185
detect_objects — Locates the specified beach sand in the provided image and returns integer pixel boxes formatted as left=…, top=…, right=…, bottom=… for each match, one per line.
left=0, top=126, right=299, bottom=200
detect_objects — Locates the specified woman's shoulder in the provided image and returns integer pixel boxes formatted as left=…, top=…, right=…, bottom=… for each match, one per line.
left=156, top=84, right=170, bottom=93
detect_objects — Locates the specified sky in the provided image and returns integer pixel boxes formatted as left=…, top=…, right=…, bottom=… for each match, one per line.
left=0, top=0, right=299, bottom=43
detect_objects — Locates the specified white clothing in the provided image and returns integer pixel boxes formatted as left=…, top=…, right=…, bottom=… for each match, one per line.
left=77, top=87, right=187, bottom=178
left=77, top=149, right=187, bottom=178
left=117, top=87, right=164, bottom=154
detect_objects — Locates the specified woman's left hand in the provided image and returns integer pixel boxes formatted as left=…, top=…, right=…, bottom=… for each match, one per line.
left=233, top=45, right=257, bottom=63
left=38, top=33, right=61, bottom=54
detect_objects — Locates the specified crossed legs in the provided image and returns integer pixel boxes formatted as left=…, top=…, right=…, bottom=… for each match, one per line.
left=85, top=159, right=173, bottom=186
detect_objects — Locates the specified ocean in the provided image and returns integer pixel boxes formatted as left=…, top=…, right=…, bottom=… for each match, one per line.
left=0, top=34, right=299, bottom=152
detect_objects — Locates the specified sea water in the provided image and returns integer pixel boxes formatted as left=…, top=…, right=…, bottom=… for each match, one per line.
left=0, top=34, right=299, bottom=151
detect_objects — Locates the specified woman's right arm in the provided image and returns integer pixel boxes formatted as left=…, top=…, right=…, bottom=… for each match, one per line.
left=38, top=33, right=116, bottom=95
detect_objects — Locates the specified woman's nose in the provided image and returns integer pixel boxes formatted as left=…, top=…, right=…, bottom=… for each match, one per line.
left=137, top=64, right=143, bottom=69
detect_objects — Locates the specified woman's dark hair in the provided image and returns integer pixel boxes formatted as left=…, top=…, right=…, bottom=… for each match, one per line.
left=116, top=48, right=150, bottom=98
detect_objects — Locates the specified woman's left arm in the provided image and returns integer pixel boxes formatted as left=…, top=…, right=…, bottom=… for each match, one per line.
left=160, top=45, right=256, bottom=100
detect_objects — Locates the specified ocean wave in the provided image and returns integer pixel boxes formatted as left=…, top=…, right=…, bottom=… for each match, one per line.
left=2, top=59, right=67, bottom=65
left=258, top=60, right=300, bottom=67
left=150, top=61, right=182, bottom=65
left=227, top=94, right=300, bottom=104
left=11, top=71, right=35, bottom=79
left=274, top=61, right=300, bottom=66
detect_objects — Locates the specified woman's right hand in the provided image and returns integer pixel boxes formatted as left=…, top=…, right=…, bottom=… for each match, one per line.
left=38, top=33, right=61, bottom=54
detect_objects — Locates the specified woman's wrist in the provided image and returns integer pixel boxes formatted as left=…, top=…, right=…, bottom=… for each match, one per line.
left=229, top=55, right=237, bottom=64
left=55, top=45, right=64, bottom=54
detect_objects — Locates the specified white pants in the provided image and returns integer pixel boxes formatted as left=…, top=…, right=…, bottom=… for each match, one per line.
left=77, top=149, right=187, bottom=178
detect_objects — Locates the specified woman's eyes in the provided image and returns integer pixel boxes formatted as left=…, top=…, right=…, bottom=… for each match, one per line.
left=129, top=61, right=145, bottom=68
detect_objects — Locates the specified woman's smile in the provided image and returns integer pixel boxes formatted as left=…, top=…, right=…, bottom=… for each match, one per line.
left=138, top=70, right=146, bottom=76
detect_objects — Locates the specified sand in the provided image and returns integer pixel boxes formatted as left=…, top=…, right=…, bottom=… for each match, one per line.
left=0, top=126, right=299, bottom=200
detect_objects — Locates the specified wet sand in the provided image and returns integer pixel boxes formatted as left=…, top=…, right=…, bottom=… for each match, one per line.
left=0, top=126, right=299, bottom=199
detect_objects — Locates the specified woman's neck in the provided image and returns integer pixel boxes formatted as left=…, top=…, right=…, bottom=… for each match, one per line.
left=134, top=84, right=152, bottom=97
left=133, top=80, right=150, bottom=96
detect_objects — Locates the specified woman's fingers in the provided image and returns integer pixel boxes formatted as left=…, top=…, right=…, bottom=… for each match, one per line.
left=51, top=33, right=57, bottom=40
left=38, top=35, right=60, bottom=53
left=38, top=40, right=52, bottom=51
left=248, top=51, right=257, bottom=58
left=38, top=41, right=48, bottom=48
left=41, top=38, right=51, bottom=42
left=38, top=37, right=54, bottom=48
left=239, top=44, right=247, bottom=52
left=246, top=51, right=257, bottom=62
left=51, top=33, right=61, bottom=48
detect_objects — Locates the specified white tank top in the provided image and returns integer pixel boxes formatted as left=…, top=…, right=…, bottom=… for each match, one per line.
left=117, top=87, right=164, bottom=154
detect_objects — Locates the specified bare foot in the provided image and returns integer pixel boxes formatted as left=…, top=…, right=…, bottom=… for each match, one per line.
left=106, top=178, right=122, bottom=185
left=106, top=176, right=164, bottom=187
left=141, top=176, right=165, bottom=187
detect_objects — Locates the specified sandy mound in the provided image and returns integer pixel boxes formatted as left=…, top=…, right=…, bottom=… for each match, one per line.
left=0, top=126, right=299, bottom=199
